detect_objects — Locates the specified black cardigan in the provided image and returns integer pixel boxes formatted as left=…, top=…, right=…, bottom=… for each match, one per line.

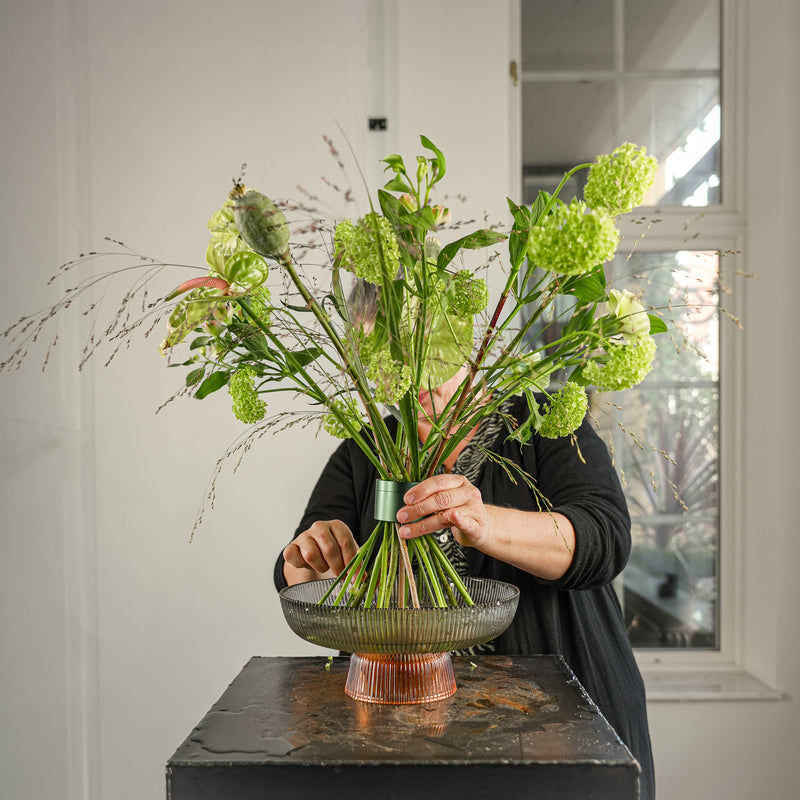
left=274, top=395, right=654, bottom=799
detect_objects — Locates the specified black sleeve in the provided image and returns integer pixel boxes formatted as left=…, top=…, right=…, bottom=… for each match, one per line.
left=272, top=438, right=365, bottom=592
left=530, top=414, right=632, bottom=590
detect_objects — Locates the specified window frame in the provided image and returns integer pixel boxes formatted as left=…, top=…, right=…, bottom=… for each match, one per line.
left=512, top=0, right=751, bottom=674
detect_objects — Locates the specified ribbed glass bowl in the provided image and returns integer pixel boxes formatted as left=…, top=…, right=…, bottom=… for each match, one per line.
left=279, top=577, right=519, bottom=654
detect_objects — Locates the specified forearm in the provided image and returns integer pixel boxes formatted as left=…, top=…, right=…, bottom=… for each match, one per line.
left=479, top=505, right=575, bottom=581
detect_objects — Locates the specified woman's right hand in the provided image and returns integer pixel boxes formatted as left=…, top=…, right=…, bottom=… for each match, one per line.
left=282, top=519, right=359, bottom=585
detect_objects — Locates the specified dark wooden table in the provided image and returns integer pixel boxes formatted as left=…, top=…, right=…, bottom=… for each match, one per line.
left=167, top=654, right=640, bottom=799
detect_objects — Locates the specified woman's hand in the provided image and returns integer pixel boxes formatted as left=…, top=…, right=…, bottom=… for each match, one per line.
left=396, top=474, right=577, bottom=581
left=396, top=474, right=491, bottom=549
left=283, top=519, right=359, bottom=584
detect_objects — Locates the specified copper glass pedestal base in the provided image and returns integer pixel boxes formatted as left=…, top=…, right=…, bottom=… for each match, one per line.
left=345, top=652, right=457, bottom=704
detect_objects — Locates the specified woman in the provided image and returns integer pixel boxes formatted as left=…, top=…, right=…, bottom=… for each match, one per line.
left=273, top=369, right=656, bottom=799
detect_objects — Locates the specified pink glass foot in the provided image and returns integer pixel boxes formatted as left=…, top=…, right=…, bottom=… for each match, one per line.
left=344, top=652, right=457, bottom=704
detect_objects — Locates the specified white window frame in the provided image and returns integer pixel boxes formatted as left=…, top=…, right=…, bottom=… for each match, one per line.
left=511, top=0, right=781, bottom=697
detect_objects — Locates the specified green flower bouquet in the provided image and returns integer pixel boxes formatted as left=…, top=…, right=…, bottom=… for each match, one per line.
left=2, top=136, right=664, bottom=611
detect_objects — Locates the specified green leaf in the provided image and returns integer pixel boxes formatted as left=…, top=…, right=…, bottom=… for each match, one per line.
left=420, top=135, right=446, bottom=184
left=284, top=347, right=323, bottom=372
left=227, top=322, right=273, bottom=359
left=437, top=229, right=508, bottom=270
left=507, top=198, right=532, bottom=270
left=530, top=190, right=552, bottom=225
left=189, top=336, right=212, bottom=351
left=381, top=154, right=406, bottom=174
left=195, top=371, right=229, bottom=399
left=185, top=367, right=205, bottom=387
left=562, top=305, right=596, bottom=338
left=383, top=175, right=414, bottom=194
left=566, top=271, right=607, bottom=303
left=648, top=314, right=669, bottom=334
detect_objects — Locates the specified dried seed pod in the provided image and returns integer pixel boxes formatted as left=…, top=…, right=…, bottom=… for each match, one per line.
left=229, top=184, right=290, bottom=262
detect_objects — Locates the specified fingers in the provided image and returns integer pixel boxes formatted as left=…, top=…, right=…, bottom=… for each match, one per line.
left=396, top=474, right=485, bottom=540
left=283, top=519, right=358, bottom=577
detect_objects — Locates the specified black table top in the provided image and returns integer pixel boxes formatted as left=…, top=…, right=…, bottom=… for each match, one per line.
left=167, top=654, right=640, bottom=799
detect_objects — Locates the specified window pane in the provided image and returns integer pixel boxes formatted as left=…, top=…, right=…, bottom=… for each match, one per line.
left=521, top=0, right=614, bottom=71
left=624, top=0, right=720, bottom=71
left=520, top=0, right=722, bottom=207
left=597, top=251, right=721, bottom=649
left=623, top=79, right=720, bottom=206
left=521, top=81, right=617, bottom=179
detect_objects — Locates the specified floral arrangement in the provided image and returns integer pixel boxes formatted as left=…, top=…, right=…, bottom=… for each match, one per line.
left=2, top=136, right=663, bottom=610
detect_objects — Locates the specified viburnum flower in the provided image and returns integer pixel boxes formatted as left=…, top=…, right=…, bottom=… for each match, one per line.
left=583, top=142, right=658, bottom=216
left=367, top=349, right=413, bottom=404
left=527, top=199, right=618, bottom=276
left=448, top=269, right=489, bottom=317
left=334, top=212, right=401, bottom=284
left=583, top=336, right=657, bottom=391
left=322, top=397, right=361, bottom=439
left=606, top=288, right=650, bottom=341
left=228, top=366, right=267, bottom=423
left=538, top=382, right=589, bottom=439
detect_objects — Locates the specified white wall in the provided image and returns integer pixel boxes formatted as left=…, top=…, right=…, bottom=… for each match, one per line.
left=0, top=1, right=797, bottom=799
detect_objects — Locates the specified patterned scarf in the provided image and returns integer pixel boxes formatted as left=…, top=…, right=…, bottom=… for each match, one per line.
left=433, top=400, right=513, bottom=655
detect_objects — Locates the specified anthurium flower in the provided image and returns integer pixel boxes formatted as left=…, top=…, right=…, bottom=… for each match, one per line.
left=159, top=287, right=233, bottom=353
left=164, top=276, right=230, bottom=301
left=584, top=142, right=658, bottom=216
left=527, top=199, right=618, bottom=276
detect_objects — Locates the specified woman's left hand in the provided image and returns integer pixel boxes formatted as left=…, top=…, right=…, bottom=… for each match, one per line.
left=396, top=474, right=491, bottom=548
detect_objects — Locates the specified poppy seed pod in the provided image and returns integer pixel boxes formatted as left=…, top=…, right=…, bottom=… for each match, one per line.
left=229, top=184, right=290, bottom=262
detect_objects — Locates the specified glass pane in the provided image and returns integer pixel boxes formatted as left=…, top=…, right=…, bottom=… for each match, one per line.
left=624, top=0, right=720, bottom=71
left=622, top=79, right=720, bottom=206
left=520, top=0, right=722, bottom=208
left=521, top=81, right=617, bottom=175
left=595, top=250, right=720, bottom=649
left=521, top=0, right=614, bottom=72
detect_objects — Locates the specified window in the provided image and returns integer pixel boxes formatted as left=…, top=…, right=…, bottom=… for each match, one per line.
left=519, top=0, right=738, bottom=652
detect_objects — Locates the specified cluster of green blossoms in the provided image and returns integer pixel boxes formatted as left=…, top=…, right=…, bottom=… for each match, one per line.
left=538, top=382, right=589, bottom=439
left=584, top=336, right=657, bottom=391
left=585, top=287, right=657, bottom=391
left=449, top=270, right=489, bottom=317
left=367, top=349, right=413, bottom=405
left=334, top=213, right=401, bottom=283
left=228, top=366, right=267, bottom=424
left=322, top=397, right=361, bottom=440
left=526, top=199, right=618, bottom=276
left=584, top=143, right=658, bottom=217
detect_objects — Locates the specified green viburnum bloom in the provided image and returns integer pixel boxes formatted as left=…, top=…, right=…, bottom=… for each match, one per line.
left=584, top=143, right=658, bottom=217
left=584, top=336, right=657, bottom=391
left=538, top=382, right=589, bottom=439
left=322, top=398, right=361, bottom=439
left=448, top=269, right=489, bottom=317
left=606, top=288, right=650, bottom=342
left=367, top=349, right=413, bottom=404
left=334, top=213, right=401, bottom=284
left=527, top=199, right=618, bottom=276
left=229, top=366, right=267, bottom=424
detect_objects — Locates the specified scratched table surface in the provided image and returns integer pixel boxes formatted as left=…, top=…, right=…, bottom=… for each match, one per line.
left=167, top=655, right=640, bottom=799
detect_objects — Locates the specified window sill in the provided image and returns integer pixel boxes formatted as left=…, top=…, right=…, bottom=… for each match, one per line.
left=640, top=667, right=787, bottom=702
